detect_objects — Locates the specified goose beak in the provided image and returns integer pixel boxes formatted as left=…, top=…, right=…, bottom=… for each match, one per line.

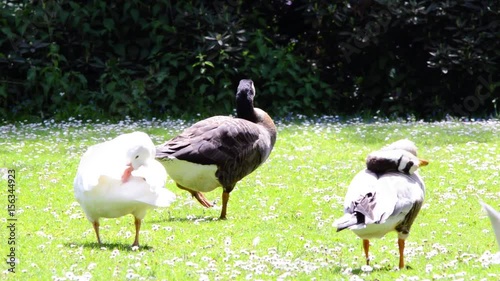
left=122, top=163, right=133, bottom=182
left=419, top=159, right=429, bottom=167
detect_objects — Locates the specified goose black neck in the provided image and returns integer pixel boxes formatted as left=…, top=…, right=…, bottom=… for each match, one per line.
left=236, top=92, right=258, bottom=122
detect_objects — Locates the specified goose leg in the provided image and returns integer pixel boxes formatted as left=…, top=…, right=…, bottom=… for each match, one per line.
left=192, top=192, right=213, bottom=208
left=220, top=192, right=230, bottom=220
left=177, top=184, right=213, bottom=208
left=363, top=239, right=370, bottom=265
left=93, top=221, right=101, bottom=244
left=398, top=238, right=405, bottom=269
left=132, top=217, right=141, bottom=247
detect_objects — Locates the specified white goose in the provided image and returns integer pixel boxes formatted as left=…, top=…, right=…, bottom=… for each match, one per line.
left=479, top=201, right=500, bottom=264
left=334, top=139, right=428, bottom=269
left=74, top=132, right=176, bottom=247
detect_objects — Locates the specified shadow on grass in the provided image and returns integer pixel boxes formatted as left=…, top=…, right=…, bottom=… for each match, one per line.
left=330, top=264, right=411, bottom=275
left=63, top=242, right=154, bottom=252
left=148, top=216, right=222, bottom=224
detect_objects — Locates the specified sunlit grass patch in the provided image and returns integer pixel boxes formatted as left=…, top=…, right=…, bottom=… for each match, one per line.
left=0, top=118, right=499, bottom=280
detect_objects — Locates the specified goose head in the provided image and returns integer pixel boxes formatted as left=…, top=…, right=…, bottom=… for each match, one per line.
left=236, top=79, right=256, bottom=101
left=399, top=151, right=429, bottom=174
left=126, top=139, right=164, bottom=187
left=127, top=144, right=155, bottom=170
left=236, top=79, right=257, bottom=122
left=120, top=132, right=156, bottom=169
left=367, top=139, right=429, bottom=175
left=367, top=149, right=428, bottom=175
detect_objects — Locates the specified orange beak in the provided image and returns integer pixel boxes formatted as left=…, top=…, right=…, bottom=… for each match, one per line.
left=419, top=159, right=429, bottom=167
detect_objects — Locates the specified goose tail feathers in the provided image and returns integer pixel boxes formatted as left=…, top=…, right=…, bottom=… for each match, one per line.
left=154, top=188, right=177, bottom=207
left=333, top=213, right=366, bottom=232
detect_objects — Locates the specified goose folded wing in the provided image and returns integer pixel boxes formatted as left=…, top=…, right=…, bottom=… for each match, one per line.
left=155, top=116, right=227, bottom=163
left=199, top=120, right=266, bottom=174
left=76, top=142, right=124, bottom=191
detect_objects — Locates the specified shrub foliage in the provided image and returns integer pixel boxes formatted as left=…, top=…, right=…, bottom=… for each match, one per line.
left=0, top=0, right=498, bottom=120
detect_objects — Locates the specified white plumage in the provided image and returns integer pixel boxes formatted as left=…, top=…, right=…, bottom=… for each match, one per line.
left=480, top=201, right=500, bottom=264
left=74, top=132, right=176, bottom=247
left=161, top=157, right=220, bottom=193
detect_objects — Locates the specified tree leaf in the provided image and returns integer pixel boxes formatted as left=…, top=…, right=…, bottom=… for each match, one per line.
left=103, top=18, right=114, bottom=31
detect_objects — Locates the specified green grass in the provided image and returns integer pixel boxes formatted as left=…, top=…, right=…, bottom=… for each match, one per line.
left=1, top=118, right=499, bottom=280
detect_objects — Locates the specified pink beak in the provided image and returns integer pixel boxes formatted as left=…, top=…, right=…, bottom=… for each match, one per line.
left=121, top=163, right=133, bottom=183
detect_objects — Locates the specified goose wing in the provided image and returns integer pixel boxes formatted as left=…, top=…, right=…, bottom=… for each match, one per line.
left=157, top=116, right=272, bottom=184
left=336, top=170, right=424, bottom=231
left=74, top=142, right=125, bottom=192
left=376, top=172, right=425, bottom=235
left=480, top=201, right=500, bottom=251
left=75, top=132, right=157, bottom=192
left=131, top=159, right=168, bottom=190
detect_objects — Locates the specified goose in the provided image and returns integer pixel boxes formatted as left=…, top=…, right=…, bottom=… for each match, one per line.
left=366, top=148, right=428, bottom=175
left=74, top=132, right=176, bottom=247
left=156, top=79, right=277, bottom=219
left=334, top=139, right=427, bottom=269
left=479, top=201, right=500, bottom=264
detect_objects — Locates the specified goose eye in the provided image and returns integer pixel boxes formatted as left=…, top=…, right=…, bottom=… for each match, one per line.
left=135, top=155, right=139, bottom=159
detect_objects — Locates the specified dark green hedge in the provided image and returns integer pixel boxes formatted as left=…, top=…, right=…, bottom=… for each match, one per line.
left=0, top=0, right=498, bottom=121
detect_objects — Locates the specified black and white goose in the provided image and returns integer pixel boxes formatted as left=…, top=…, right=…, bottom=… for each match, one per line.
left=334, top=139, right=428, bottom=269
left=156, top=79, right=277, bottom=219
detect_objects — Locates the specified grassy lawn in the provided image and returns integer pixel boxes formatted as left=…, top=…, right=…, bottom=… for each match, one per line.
left=1, top=117, right=499, bottom=280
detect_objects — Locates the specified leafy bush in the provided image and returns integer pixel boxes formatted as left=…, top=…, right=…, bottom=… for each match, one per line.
left=279, top=0, right=499, bottom=118
left=0, top=0, right=498, bottom=121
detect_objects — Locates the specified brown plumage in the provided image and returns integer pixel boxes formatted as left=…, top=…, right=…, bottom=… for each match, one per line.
left=156, top=79, right=277, bottom=219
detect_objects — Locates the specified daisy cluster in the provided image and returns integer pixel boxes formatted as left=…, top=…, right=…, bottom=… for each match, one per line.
left=0, top=117, right=499, bottom=280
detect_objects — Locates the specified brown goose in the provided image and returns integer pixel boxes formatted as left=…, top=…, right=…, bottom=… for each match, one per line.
left=156, top=79, right=277, bottom=219
left=334, top=139, right=428, bottom=269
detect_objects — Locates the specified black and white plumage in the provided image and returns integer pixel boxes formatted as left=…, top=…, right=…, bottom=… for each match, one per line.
left=334, top=139, right=428, bottom=269
left=366, top=149, right=428, bottom=175
left=480, top=201, right=500, bottom=264
left=156, top=79, right=277, bottom=219
left=366, top=139, right=428, bottom=175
